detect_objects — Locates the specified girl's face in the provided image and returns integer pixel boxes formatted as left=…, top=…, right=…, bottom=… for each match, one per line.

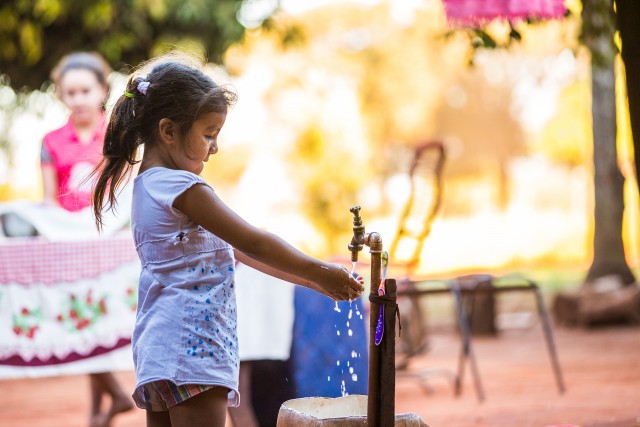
left=177, top=111, right=227, bottom=175
left=58, top=68, right=107, bottom=126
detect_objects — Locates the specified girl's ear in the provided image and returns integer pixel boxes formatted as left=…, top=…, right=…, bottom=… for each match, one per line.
left=158, top=118, right=176, bottom=145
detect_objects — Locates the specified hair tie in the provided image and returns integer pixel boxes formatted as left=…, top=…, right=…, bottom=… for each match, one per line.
left=124, top=90, right=134, bottom=98
left=137, top=81, right=150, bottom=95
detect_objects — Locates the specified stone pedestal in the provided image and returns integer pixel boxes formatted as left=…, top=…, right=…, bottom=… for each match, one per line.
left=276, top=395, right=428, bottom=427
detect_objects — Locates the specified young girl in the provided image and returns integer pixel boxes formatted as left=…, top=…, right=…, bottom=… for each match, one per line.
left=41, top=51, right=133, bottom=427
left=92, top=54, right=365, bottom=427
left=42, top=52, right=109, bottom=211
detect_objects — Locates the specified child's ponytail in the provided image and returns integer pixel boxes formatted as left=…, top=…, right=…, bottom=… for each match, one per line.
left=92, top=54, right=237, bottom=230
left=92, top=77, right=144, bottom=231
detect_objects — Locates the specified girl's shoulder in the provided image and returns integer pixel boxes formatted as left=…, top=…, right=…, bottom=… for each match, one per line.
left=134, top=167, right=211, bottom=207
left=136, top=167, right=206, bottom=185
left=42, top=119, right=74, bottom=147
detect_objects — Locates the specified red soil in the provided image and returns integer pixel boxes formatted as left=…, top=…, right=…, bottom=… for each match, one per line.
left=0, top=326, right=638, bottom=427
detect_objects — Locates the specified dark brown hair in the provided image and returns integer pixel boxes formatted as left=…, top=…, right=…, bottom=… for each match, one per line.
left=51, top=51, right=111, bottom=88
left=92, top=54, right=236, bottom=230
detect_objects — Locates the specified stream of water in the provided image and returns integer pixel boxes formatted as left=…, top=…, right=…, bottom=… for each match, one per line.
left=329, top=260, right=364, bottom=396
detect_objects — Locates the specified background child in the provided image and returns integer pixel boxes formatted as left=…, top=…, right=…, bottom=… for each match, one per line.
left=41, top=51, right=134, bottom=427
left=91, top=53, right=365, bottom=427
left=42, top=52, right=108, bottom=211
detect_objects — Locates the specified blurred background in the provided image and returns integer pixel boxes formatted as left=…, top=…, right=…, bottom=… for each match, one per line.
left=1, top=1, right=639, bottom=426
left=1, top=0, right=638, bottom=287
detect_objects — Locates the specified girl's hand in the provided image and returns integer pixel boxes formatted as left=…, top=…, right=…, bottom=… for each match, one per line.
left=317, top=264, right=366, bottom=301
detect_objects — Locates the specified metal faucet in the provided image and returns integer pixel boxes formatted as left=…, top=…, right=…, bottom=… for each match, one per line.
left=348, top=205, right=365, bottom=262
left=346, top=205, right=388, bottom=427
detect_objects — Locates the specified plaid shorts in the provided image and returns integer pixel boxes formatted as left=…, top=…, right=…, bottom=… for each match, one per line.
left=133, top=380, right=217, bottom=412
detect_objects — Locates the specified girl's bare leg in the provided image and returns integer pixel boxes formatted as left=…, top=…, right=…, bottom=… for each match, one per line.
left=89, top=372, right=134, bottom=427
left=89, top=374, right=104, bottom=423
left=147, top=410, right=172, bottom=427
left=228, top=362, right=259, bottom=427
left=169, top=387, right=229, bottom=427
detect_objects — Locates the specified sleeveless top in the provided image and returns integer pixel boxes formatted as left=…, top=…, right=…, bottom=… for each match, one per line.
left=131, top=167, right=239, bottom=407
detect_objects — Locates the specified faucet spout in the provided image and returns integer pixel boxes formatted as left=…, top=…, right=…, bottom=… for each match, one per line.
left=348, top=205, right=365, bottom=262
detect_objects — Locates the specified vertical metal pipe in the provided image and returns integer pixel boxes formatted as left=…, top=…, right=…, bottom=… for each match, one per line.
left=366, top=232, right=383, bottom=427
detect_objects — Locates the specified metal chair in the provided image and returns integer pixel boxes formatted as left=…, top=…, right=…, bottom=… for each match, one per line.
left=388, top=141, right=446, bottom=360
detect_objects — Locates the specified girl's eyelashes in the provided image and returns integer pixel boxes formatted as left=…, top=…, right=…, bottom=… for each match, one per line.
left=206, top=130, right=220, bottom=141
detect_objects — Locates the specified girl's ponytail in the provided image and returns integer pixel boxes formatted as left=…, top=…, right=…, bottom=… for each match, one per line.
left=92, top=54, right=237, bottom=231
left=92, top=77, right=144, bottom=231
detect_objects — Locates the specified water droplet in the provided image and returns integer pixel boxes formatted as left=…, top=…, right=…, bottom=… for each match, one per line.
left=351, top=374, right=358, bottom=382
left=334, top=302, right=341, bottom=313
left=336, top=360, right=340, bottom=366
left=351, top=351, right=358, bottom=358
left=348, top=309, right=353, bottom=319
left=327, top=376, right=331, bottom=381
left=337, top=330, right=341, bottom=336
left=348, top=329, right=353, bottom=336
left=349, top=367, right=354, bottom=374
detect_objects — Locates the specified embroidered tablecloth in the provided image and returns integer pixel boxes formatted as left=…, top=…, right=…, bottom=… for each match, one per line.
left=0, top=232, right=139, bottom=378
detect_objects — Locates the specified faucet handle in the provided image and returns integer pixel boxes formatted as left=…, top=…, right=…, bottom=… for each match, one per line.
left=350, top=205, right=362, bottom=225
left=348, top=205, right=365, bottom=262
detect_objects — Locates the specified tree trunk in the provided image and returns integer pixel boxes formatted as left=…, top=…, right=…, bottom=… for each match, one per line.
left=582, top=0, right=636, bottom=285
left=615, top=0, right=640, bottom=191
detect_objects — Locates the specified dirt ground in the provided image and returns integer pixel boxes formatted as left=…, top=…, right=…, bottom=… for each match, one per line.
left=0, top=325, right=638, bottom=427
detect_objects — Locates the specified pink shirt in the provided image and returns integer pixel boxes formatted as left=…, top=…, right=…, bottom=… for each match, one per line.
left=41, top=115, right=105, bottom=212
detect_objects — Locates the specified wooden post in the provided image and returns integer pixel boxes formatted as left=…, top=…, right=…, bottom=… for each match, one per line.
left=379, top=279, right=397, bottom=427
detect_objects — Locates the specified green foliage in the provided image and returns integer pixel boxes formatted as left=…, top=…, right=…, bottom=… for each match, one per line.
left=471, top=28, right=498, bottom=49
left=442, top=10, right=575, bottom=65
left=0, top=0, right=254, bottom=90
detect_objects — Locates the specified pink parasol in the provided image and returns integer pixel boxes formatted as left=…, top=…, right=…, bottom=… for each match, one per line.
left=442, top=0, right=566, bottom=26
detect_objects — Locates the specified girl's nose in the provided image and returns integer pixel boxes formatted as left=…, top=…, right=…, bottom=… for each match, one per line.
left=209, top=141, right=218, bottom=155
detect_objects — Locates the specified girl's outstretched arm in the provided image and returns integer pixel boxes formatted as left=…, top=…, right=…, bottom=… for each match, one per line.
left=233, top=249, right=365, bottom=298
left=173, top=183, right=364, bottom=301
